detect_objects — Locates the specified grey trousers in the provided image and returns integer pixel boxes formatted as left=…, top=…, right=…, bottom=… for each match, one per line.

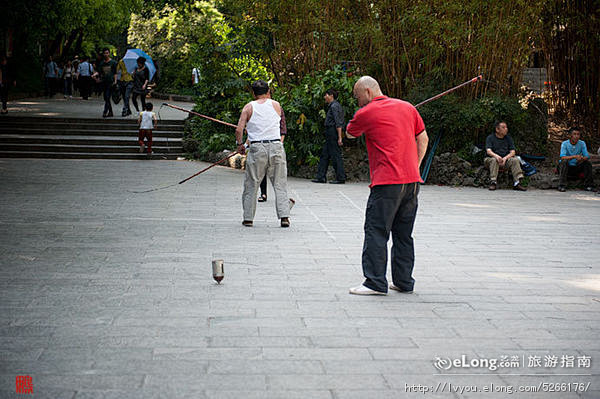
left=362, top=183, right=419, bottom=293
left=242, top=142, right=290, bottom=221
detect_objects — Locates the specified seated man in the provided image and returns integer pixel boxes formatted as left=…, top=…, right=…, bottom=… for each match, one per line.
left=558, top=127, right=595, bottom=192
left=484, top=121, right=526, bottom=191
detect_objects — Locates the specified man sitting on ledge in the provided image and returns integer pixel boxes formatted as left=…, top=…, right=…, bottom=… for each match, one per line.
left=558, top=127, right=595, bottom=192
left=484, top=120, right=526, bottom=191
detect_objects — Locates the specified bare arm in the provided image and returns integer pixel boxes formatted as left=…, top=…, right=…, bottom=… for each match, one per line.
left=235, top=103, right=252, bottom=146
left=503, top=150, right=516, bottom=160
left=486, top=148, right=500, bottom=158
left=416, top=130, right=429, bottom=168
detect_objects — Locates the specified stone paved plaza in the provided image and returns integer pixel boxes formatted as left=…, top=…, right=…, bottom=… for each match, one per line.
left=0, top=158, right=599, bottom=398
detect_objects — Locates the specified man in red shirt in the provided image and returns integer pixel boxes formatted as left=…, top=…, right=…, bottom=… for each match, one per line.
left=346, top=76, right=429, bottom=295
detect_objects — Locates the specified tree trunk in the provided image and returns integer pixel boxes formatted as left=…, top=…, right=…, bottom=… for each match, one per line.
left=74, top=28, right=84, bottom=56
left=61, top=29, right=79, bottom=58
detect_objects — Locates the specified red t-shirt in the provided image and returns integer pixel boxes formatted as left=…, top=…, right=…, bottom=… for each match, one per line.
left=346, top=96, right=425, bottom=187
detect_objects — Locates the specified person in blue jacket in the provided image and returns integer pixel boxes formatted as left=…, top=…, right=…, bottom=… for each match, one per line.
left=558, top=127, right=595, bottom=192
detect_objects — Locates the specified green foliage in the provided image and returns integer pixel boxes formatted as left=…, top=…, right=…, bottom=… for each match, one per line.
left=278, top=66, right=360, bottom=169
left=407, top=74, right=548, bottom=163
left=128, top=1, right=272, bottom=94
left=1, top=0, right=141, bottom=92
left=129, top=2, right=224, bottom=92
left=183, top=65, right=359, bottom=168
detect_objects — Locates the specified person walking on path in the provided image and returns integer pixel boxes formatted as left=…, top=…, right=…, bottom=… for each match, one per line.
left=94, top=48, right=118, bottom=117
left=117, top=57, right=133, bottom=116
left=131, top=57, right=149, bottom=112
left=557, top=127, right=595, bottom=192
left=258, top=107, right=287, bottom=202
left=312, top=88, right=346, bottom=184
left=72, top=56, right=80, bottom=96
left=138, top=102, right=157, bottom=155
left=346, top=76, right=429, bottom=295
left=93, top=53, right=103, bottom=97
left=77, top=56, right=94, bottom=100
left=0, top=54, right=16, bottom=114
left=44, top=56, right=58, bottom=98
left=235, top=80, right=291, bottom=228
left=62, top=60, right=74, bottom=98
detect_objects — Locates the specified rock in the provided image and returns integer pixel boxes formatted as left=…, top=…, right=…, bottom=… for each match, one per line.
left=463, top=177, right=475, bottom=186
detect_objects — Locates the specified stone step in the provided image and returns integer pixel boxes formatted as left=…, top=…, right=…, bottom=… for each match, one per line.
left=0, top=135, right=182, bottom=146
left=0, top=151, right=184, bottom=160
left=0, top=116, right=187, bottom=160
left=0, top=116, right=185, bottom=125
left=0, top=122, right=185, bottom=131
left=1, top=144, right=182, bottom=154
left=0, top=128, right=183, bottom=137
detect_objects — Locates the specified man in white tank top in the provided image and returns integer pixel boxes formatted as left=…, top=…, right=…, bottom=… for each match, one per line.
left=235, top=80, right=290, bottom=227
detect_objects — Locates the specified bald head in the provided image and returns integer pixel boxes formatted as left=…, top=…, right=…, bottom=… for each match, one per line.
left=354, top=76, right=383, bottom=107
left=355, top=76, right=381, bottom=92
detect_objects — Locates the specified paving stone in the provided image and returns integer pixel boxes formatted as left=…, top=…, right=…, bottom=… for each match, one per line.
left=1, top=158, right=599, bottom=397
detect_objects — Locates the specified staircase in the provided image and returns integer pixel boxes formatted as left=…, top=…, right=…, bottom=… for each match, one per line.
left=0, top=116, right=185, bottom=160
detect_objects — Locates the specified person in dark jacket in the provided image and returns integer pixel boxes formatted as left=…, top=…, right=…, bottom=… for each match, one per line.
left=0, top=54, right=16, bottom=114
left=131, top=57, right=149, bottom=112
left=312, top=88, right=346, bottom=184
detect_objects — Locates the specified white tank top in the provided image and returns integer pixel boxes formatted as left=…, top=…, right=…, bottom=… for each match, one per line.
left=140, top=111, right=155, bottom=129
left=246, top=99, right=281, bottom=142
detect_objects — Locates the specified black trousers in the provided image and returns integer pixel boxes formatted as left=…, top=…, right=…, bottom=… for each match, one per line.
left=315, top=126, right=345, bottom=181
left=362, top=183, right=419, bottom=293
left=259, top=175, right=267, bottom=197
left=1, top=84, right=7, bottom=110
left=79, top=76, right=91, bottom=99
left=45, top=77, right=56, bottom=97
left=132, top=91, right=146, bottom=111
left=558, top=160, right=594, bottom=187
left=102, top=82, right=113, bottom=114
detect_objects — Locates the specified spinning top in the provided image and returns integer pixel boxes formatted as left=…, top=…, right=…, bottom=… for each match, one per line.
left=212, top=259, right=224, bottom=284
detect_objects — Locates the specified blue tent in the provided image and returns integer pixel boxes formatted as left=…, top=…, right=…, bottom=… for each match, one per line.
left=122, top=49, right=156, bottom=81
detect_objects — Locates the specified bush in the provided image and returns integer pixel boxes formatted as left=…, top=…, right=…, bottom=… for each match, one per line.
left=184, top=65, right=360, bottom=169
left=407, top=76, right=548, bottom=164
left=278, top=66, right=360, bottom=171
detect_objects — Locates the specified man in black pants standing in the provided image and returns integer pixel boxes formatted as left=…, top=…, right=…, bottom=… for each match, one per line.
left=94, top=48, right=117, bottom=117
left=312, top=88, right=346, bottom=184
left=346, top=76, right=429, bottom=295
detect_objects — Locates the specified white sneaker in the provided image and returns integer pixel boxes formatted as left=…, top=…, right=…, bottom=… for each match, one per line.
left=289, top=198, right=295, bottom=210
left=389, top=284, right=413, bottom=293
left=349, top=285, right=387, bottom=295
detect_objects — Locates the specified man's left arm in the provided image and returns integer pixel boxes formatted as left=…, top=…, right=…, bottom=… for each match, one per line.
left=280, top=108, right=287, bottom=143
left=503, top=136, right=516, bottom=161
left=333, top=103, right=344, bottom=146
left=416, top=130, right=429, bottom=168
left=503, top=150, right=516, bottom=161
left=580, top=142, right=590, bottom=161
left=112, top=61, right=118, bottom=84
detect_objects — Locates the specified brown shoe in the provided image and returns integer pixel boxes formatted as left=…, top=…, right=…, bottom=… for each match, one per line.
left=242, top=220, right=253, bottom=227
left=280, top=217, right=290, bottom=228
left=488, top=182, right=497, bottom=191
left=513, top=183, right=527, bottom=191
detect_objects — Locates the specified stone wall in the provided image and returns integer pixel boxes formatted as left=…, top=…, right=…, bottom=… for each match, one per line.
left=203, top=148, right=600, bottom=190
